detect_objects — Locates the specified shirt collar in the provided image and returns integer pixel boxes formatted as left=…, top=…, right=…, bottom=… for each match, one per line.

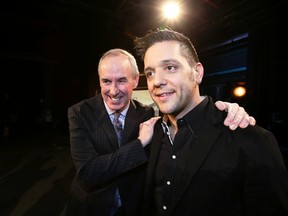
left=182, top=96, right=208, bottom=134
left=104, top=100, right=130, bottom=117
left=161, top=96, right=208, bottom=135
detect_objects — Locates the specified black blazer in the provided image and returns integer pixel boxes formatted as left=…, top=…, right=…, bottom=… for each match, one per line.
left=66, top=93, right=154, bottom=216
left=144, top=97, right=288, bottom=216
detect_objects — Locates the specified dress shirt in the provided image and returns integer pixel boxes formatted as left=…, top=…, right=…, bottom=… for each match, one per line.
left=154, top=97, right=208, bottom=214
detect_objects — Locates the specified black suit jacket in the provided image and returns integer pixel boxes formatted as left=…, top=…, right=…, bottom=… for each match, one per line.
left=66, top=93, right=154, bottom=216
left=144, top=97, right=288, bottom=216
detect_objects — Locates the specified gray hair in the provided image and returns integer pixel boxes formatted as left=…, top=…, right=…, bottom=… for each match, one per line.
left=98, top=48, right=139, bottom=79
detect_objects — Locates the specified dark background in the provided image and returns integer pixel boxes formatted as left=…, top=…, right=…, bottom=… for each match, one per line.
left=0, top=1, right=287, bottom=215
left=1, top=0, right=287, bottom=154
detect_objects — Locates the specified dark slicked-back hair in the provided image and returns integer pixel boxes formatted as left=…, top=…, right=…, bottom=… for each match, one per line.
left=133, top=27, right=199, bottom=67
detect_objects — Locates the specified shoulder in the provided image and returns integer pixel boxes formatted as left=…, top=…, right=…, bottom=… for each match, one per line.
left=68, top=95, right=99, bottom=114
left=131, top=99, right=155, bottom=113
left=235, top=125, right=276, bottom=142
left=228, top=125, right=281, bottom=159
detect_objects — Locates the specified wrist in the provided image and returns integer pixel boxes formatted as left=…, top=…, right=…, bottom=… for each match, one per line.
left=137, top=138, right=146, bottom=147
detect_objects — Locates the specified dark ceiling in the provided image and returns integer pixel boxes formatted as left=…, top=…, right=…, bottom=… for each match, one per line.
left=0, top=0, right=286, bottom=89
left=1, top=0, right=286, bottom=49
left=1, top=0, right=286, bottom=93
left=0, top=0, right=287, bottom=134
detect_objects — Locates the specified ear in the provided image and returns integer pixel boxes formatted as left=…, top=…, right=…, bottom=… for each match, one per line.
left=133, top=73, right=140, bottom=89
left=195, top=63, right=204, bottom=85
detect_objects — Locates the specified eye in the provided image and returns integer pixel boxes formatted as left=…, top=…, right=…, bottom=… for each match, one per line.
left=166, top=65, right=176, bottom=71
left=118, top=78, right=127, bottom=83
left=145, top=71, right=154, bottom=78
left=101, top=79, right=111, bottom=85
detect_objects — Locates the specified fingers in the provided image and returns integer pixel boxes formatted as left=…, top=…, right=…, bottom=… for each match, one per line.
left=249, top=116, right=256, bottom=125
left=237, top=114, right=256, bottom=129
left=222, top=103, right=256, bottom=130
left=222, top=102, right=238, bottom=126
left=140, top=117, right=161, bottom=128
left=224, top=105, right=246, bottom=130
left=206, top=101, right=258, bottom=131
left=237, top=112, right=250, bottom=129
left=138, top=117, right=161, bottom=147
left=215, top=101, right=227, bottom=111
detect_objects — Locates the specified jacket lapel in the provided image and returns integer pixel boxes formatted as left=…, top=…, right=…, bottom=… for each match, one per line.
left=169, top=98, right=224, bottom=212
left=93, top=94, right=119, bottom=150
left=170, top=121, right=222, bottom=211
left=121, top=100, right=138, bottom=146
left=145, top=98, right=224, bottom=213
left=144, top=121, right=164, bottom=208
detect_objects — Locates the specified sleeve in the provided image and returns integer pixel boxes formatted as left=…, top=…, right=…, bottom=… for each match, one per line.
left=67, top=105, right=149, bottom=190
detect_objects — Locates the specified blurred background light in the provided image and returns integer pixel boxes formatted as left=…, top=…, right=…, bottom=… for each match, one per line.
left=162, top=1, right=181, bottom=20
left=233, top=86, right=246, bottom=98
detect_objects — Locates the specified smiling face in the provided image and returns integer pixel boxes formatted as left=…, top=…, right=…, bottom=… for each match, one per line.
left=98, top=54, right=139, bottom=112
left=143, top=41, right=203, bottom=119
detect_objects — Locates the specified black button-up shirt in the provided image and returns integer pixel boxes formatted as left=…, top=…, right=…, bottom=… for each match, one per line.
left=153, top=97, right=209, bottom=215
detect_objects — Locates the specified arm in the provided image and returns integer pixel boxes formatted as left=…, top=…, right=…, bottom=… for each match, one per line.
left=137, top=101, right=256, bottom=144
left=215, top=101, right=256, bottom=130
left=68, top=106, right=150, bottom=189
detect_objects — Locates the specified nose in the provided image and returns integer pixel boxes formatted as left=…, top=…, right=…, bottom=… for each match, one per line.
left=153, top=69, right=166, bottom=88
left=110, top=83, right=119, bottom=95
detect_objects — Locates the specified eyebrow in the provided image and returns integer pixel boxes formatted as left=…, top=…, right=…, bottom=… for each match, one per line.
left=144, top=59, right=180, bottom=71
left=162, top=59, right=179, bottom=65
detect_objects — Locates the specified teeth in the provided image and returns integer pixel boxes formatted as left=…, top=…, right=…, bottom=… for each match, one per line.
left=111, top=97, right=120, bottom=101
left=159, top=93, right=170, bottom=96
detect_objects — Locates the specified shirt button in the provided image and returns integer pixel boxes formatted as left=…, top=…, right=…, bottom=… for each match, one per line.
left=178, top=119, right=184, bottom=125
left=167, top=181, right=171, bottom=185
left=172, top=155, right=176, bottom=159
left=163, top=206, right=167, bottom=210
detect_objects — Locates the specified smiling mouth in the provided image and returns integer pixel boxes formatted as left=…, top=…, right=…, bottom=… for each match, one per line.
left=156, top=92, right=173, bottom=97
left=109, top=95, right=121, bottom=101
